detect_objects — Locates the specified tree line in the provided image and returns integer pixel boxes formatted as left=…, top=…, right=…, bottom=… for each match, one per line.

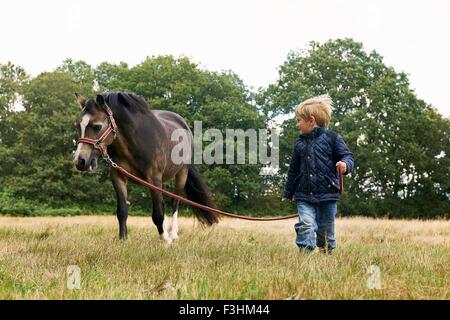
left=0, top=38, right=449, bottom=218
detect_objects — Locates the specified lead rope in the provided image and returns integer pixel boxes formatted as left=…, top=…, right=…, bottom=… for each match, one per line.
left=81, top=103, right=344, bottom=221
left=100, top=149, right=344, bottom=222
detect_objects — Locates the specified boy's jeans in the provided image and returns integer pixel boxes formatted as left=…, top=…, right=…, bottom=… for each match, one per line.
left=295, top=200, right=337, bottom=252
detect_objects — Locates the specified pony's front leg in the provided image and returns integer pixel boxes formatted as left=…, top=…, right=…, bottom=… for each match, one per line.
left=150, top=178, right=171, bottom=244
left=111, top=170, right=128, bottom=240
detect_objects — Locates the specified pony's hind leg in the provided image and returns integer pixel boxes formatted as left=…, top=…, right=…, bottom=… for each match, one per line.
left=169, top=166, right=189, bottom=240
left=150, top=177, right=172, bottom=244
left=170, top=198, right=179, bottom=240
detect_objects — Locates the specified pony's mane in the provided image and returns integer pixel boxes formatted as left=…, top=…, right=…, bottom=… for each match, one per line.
left=103, top=92, right=152, bottom=114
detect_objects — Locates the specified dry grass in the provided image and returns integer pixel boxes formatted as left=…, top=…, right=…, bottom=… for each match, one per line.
left=0, top=215, right=448, bottom=299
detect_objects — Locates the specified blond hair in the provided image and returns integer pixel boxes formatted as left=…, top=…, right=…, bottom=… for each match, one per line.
left=295, top=95, right=333, bottom=128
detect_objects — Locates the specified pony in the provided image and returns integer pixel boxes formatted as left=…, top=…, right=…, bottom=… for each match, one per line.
left=73, top=92, right=219, bottom=243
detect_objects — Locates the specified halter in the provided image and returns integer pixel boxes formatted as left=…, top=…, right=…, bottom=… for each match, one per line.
left=77, top=102, right=118, bottom=157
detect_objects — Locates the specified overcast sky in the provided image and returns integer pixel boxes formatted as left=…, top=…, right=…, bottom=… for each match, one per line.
left=1, top=0, right=449, bottom=116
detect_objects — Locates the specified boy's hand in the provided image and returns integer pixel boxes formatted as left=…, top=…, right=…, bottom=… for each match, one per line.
left=336, top=161, right=347, bottom=174
left=282, top=197, right=294, bottom=203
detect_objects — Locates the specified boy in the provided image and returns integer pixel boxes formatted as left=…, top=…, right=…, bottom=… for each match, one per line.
left=283, top=95, right=354, bottom=254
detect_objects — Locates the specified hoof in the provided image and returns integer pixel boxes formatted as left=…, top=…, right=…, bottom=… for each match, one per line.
left=160, top=232, right=173, bottom=245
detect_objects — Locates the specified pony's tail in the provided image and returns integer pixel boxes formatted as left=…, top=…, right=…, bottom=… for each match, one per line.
left=184, top=165, right=220, bottom=225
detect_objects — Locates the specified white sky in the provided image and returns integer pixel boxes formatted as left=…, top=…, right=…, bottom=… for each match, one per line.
left=1, top=0, right=449, bottom=117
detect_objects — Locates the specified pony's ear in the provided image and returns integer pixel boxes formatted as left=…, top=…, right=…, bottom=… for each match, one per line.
left=96, top=94, right=105, bottom=106
left=75, top=93, right=86, bottom=108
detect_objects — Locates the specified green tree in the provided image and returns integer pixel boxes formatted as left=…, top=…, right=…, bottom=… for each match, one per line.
left=0, top=62, right=29, bottom=147
left=56, top=58, right=96, bottom=91
left=0, top=62, right=28, bottom=113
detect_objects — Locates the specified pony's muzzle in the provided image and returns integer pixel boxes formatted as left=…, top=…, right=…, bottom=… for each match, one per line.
left=75, top=156, right=97, bottom=172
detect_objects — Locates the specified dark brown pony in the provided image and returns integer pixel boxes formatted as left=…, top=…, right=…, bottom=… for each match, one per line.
left=73, top=92, right=219, bottom=243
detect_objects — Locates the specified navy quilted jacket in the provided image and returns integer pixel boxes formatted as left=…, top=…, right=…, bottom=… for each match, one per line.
left=284, top=127, right=354, bottom=203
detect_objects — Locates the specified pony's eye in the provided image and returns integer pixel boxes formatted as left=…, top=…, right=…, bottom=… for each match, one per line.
left=93, top=125, right=102, bottom=132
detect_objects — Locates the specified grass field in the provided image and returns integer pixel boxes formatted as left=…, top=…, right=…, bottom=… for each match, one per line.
left=0, top=215, right=448, bottom=299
